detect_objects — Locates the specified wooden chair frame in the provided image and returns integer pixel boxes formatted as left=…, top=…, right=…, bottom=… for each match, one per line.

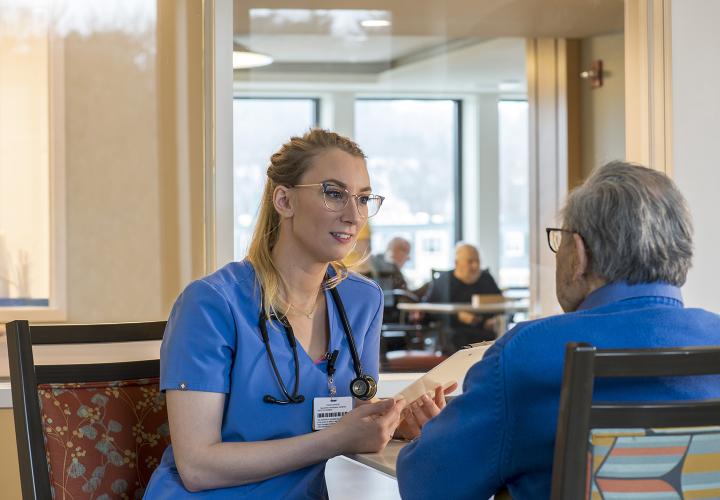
left=551, top=342, right=720, bottom=500
left=5, top=320, right=166, bottom=499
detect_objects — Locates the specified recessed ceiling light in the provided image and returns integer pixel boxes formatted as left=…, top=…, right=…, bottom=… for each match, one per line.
left=360, top=19, right=391, bottom=28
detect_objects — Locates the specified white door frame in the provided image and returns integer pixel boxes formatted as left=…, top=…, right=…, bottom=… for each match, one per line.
left=203, top=0, right=235, bottom=272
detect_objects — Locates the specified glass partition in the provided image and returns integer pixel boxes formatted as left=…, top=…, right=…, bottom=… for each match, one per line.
left=0, top=0, right=206, bottom=323
left=231, top=2, right=530, bottom=365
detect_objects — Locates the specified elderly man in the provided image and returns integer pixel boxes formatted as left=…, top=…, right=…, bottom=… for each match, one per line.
left=424, top=243, right=502, bottom=349
left=369, top=237, right=412, bottom=291
left=396, top=162, right=720, bottom=499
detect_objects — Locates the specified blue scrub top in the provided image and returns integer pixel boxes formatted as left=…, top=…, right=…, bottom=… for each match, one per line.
left=144, top=260, right=382, bottom=499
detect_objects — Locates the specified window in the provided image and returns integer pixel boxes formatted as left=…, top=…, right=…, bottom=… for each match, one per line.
left=232, top=98, right=318, bottom=259
left=0, top=3, right=65, bottom=320
left=355, top=99, right=460, bottom=289
left=498, top=100, right=529, bottom=288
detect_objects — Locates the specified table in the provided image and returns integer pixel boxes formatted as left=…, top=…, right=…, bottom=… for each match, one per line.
left=347, top=439, right=407, bottom=478
left=397, top=299, right=529, bottom=336
left=346, top=440, right=512, bottom=500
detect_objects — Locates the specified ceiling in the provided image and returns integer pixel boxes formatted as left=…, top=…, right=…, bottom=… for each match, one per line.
left=233, top=0, right=624, bottom=39
left=232, top=0, right=624, bottom=93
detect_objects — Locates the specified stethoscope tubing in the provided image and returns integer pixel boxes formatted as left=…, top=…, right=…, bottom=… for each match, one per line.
left=258, top=284, right=375, bottom=404
left=259, top=315, right=304, bottom=404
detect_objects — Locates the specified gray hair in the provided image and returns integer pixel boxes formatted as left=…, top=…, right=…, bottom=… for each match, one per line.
left=386, top=237, right=410, bottom=251
left=562, top=161, right=693, bottom=286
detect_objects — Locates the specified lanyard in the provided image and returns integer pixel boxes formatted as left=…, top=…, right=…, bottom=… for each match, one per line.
left=259, top=285, right=377, bottom=404
left=326, top=349, right=339, bottom=398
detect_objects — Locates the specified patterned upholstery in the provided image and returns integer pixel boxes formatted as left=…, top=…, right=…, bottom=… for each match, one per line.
left=37, top=378, right=170, bottom=499
left=587, top=426, right=720, bottom=499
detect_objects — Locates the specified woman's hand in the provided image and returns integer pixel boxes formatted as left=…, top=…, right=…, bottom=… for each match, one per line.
left=328, top=398, right=406, bottom=454
left=394, top=382, right=458, bottom=441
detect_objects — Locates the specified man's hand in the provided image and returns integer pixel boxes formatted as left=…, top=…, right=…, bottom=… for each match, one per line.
left=483, top=316, right=498, bottom=330
left=457, top=311, right=478, bottom=325
left=394, top=383, right=458, bottom=440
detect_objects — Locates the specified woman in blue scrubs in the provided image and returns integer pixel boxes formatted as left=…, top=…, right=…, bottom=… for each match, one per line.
left=145, top=129, right=407, bottom=498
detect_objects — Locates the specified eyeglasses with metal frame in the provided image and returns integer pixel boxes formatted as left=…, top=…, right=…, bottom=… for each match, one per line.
left=293, top=182, right=385, bottom=218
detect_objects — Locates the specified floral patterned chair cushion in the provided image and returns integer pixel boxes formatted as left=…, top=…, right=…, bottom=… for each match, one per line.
left=38, top=378, right=170, bottom=499
left=587, top=426, right=720, bottom=500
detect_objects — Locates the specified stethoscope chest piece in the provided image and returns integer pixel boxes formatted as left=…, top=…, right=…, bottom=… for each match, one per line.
left=350, top=374, right=377, bottom=400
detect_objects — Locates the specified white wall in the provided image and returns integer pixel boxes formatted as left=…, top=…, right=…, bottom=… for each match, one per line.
left=20, top=2, right=206, bottom=323
left=63, top=31, right=164, bottom=322
left=671, top=1, right=720, bottom=313
left=580, top=33, right=625, bottom=178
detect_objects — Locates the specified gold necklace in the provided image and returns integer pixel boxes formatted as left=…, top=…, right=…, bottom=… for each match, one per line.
left=289, top=290, right=321, bottom=319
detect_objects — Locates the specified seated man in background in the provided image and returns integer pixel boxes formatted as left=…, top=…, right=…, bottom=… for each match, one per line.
left=424, top=243, right=502, bottom=349
left=396, top=161, right=720, bottom=499
left=369, top=236, right=411, bottom=291
left=367, top=237, right=424, bottom=327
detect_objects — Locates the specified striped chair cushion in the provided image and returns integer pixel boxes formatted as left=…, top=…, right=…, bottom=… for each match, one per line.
left=587, top=427, right=720, bottom=500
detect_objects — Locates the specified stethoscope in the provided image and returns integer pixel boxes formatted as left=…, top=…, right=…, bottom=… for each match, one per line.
left=258, top=286, right=378, bottom=404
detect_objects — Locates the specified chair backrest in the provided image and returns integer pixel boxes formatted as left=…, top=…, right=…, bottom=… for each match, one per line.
left=430, top=268, right=445, bottom=281
left=373, top=270, right=398, bottom=292
left=551, top=342, right=720, bottom=500
left=5, top=320, right=168, bottom=500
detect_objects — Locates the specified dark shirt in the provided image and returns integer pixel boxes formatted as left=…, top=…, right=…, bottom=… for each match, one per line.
left=424, top=270, right=502, bottom=328
left=425, top=269, right=501, bottom=304
left=367, top=254, right=408, bottom=291
left=423, top=270, right=502, bottom=348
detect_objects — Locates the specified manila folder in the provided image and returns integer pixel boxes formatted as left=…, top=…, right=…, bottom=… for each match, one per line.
left=393, top=342, right=493, bottom=404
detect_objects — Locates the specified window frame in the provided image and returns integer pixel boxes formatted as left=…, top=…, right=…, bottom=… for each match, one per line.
left=497, top=98, right=530, bottom=289
left=0, top=31, right=66, bottom=323
left=354, top=96, right=463, bottom=243
left=228, top=95, right=321, bottom=261
left=232, top=95, right=321, bottom=127
left=222, top=92, right=466, bottom=279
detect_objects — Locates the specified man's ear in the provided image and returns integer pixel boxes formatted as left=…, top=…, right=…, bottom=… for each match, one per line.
left=572, top=233, right=589, bottom=279
left=273, top=185, right=294, bottom=218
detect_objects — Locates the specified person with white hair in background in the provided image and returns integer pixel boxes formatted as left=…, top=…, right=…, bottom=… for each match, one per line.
left=368, top=237, right=412, bottom=291
left=423, top=242, right=502, bottom=350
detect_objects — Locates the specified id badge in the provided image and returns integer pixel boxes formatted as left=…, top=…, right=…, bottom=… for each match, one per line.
left=312, top=396, right=352, bottom=431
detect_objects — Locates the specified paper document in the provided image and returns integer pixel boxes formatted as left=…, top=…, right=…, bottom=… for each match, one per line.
left=393, top=342, right=493, bottom=404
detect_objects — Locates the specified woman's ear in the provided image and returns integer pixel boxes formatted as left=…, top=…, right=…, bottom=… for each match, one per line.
left=273, top=185, right=294, bottom=218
